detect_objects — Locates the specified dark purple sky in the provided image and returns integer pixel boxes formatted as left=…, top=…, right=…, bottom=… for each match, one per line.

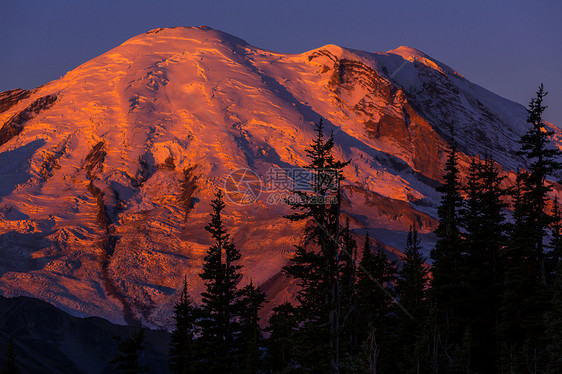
left=1, top=0, right=561, bottom=124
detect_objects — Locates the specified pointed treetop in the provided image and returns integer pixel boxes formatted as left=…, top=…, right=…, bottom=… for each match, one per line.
left=205, top=189, right=228, bottom=240
left=527, top=83, right=548, bottom=124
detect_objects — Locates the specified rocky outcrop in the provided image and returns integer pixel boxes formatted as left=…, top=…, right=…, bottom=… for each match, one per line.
left=0, top=94, right=57, bottom=146
left=0, top=89, right=30, bottom=114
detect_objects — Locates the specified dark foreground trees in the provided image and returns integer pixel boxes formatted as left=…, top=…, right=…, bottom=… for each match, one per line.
left=281, top=119, right=408, bottom=373
left=168, top=190, right=266, bottom=374
left=282, top=118, right=350, bottom=373
left=426, top=85, right=562, bottom=372
left=166, top=86, right=562, bottom=372
left=169, top=277, right=197, bottom=374
left=111, top=326, right=147, bottom=374
left=197, top=190, right=245, bottom=372
left=499, top=84, right=562, bottom=372
left=396, top=225, right=429, bottom=373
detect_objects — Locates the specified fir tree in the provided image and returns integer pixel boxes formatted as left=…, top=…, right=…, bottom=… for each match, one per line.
left=265, top=302, right=299, bottom=374
left=356, top=236, right=398, bottom=373
left=396, top=225, right=429, bottom=373
left=500, top=171, right=554, bottom=372
left=339, top=218, right=359, bottom=359
left=517, top=84, right=562, bottom=286
left=460, top=156, right=508, bottom=371
left=546, top=198, right=562, bottom=285
left=500, top=85, right=561, bottom=372
left=1, top=338, right=18, bottom=374
left=237, top=282, right=266, bottom=374
left=169, top=276, right=198, bottom=374
left=197, top=189, right=243, bottom=373
left=429, top=123, right=467, bottom=369
left=282, top=241, right=328, bottom=372
left=283, top=118, right=349, bottom=373
left=110, top=326, right=147, bottom=374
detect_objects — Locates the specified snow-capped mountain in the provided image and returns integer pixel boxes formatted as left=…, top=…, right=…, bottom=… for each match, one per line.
left=0, top=26, right=560, bottom=328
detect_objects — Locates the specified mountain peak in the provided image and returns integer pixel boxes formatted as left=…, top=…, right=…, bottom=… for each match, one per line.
left=389, top=45, right=428, bottom=59
left=123, top=25, right=250, bottom=50
left=305, top=44, right=361, bottom=62
left=387, top=45, right=462, bottom=78
left=145, top=25, right=214, bottom=34
left=314, top=44, right=346, bottom=54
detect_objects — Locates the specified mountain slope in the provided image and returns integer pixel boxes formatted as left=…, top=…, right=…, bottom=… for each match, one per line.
left=0, top=26, right=560, bottom=327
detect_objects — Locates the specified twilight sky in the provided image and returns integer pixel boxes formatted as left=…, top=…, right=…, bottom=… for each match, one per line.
left=1, top=0, right=561, bottom=124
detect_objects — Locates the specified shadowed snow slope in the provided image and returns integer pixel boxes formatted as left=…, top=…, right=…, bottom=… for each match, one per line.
left=0, top=26, right=561, bottom=328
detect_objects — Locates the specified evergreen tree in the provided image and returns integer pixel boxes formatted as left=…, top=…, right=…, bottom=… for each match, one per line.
left=283, top=118, right=349, bottom=373
left=265, top=302, right=299, bottom=373
left=110, top=326, right=147, bottom=374
left=282, top=241, right=329, bottom=372
left=339, top=218, right=359, bottom=360
left=169, top=276, right=198, bottom=374
left=500, top=85, right=561, bottom=372
left=237, top=282, right=266, bottom=374
left=517, top=84, right=562, bottom=286
left=429, top=123, right=467, bottom=370
left=356, top=236, right=398, bottom=373
left=460, top=156, right=508, bottom=372
left=197, top=190, right=244, bottom=373
left=396, top=225, right=429, bottom=373
left=547, top=198, right=562, bottom=285
left=1, top=338, right=18, bottom=374
left=499, top=171, right=541, bottom=372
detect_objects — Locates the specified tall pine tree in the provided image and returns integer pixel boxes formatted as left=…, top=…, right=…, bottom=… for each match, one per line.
left=169, top=277, right=198, bottom=374
left=237, top=282, right=266, bottom=374
left=197, top=190, right=244, bottom=373
left=283, top=118, right=349, bottom=373
left=396, top=225, right=429, bottom=373
left=500, top=85, right=561, bottom=373
left=500, top=171, right=541, bottom=372
left=339, top=218, right=359, bottom=361
left=265, top=302, right=299, bottom=373
left=356, top=236, right=398, bottom=373
left=517, top=84, right=562, bottom=286
left=429, top=123, right=468, bottom=370
left=460, top=156, right=508, bottom=372
left=547, top=198, right=562, bottom=285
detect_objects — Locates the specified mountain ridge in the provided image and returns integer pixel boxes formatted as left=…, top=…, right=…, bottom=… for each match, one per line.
left=0, top=26, right=560, bottom=328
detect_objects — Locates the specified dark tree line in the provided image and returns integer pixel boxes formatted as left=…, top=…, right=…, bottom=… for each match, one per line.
left=166, top=190, right=266, bottom=374
left=427, top=84, right=562, bottom=373
left=106, top=85, right=562, bottom=373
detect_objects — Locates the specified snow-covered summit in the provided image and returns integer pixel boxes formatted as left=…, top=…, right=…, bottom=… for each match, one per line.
left=387, top=45, right=463, bottom=78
